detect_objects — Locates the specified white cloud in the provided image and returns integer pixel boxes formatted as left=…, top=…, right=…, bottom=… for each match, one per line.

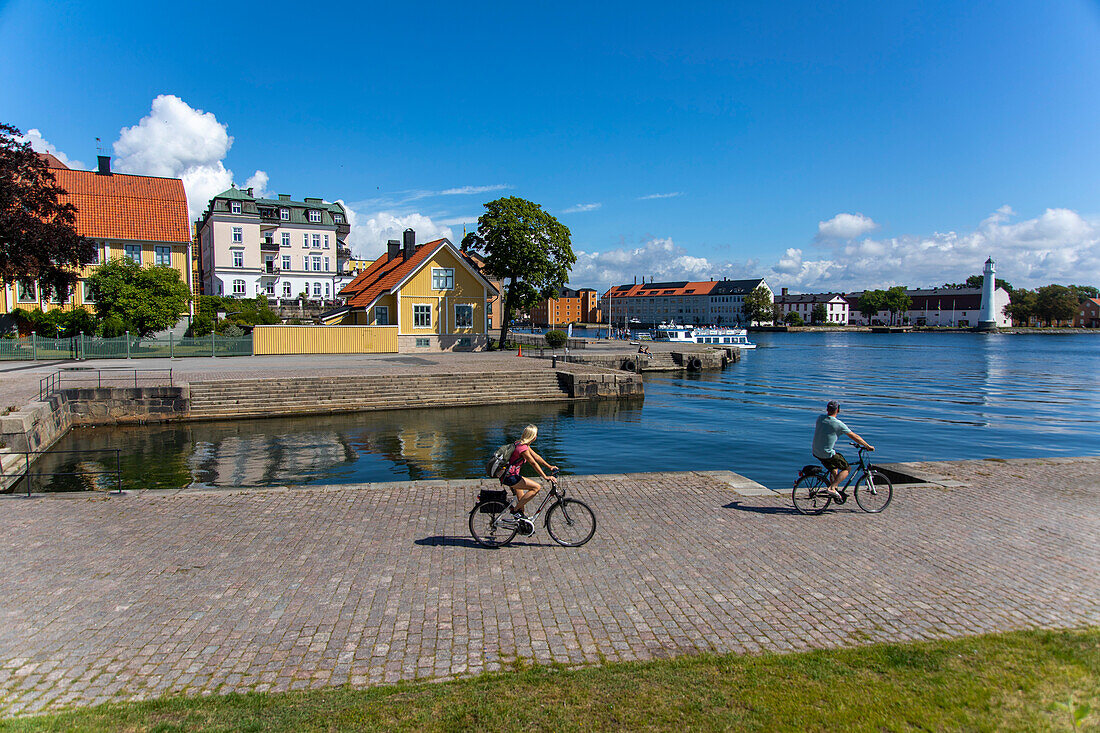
left=339, top=205, right=454, bottom=260
left=17, top=128, right=86, bottom=170
left=563, top=203, right=602, bottom=213
left=638, top=192, right=683, bottom=200
left=568, top=207, right=1100, bottom=293
left=244, top=170, right=270, bottom=198
left=438, top=184, right=510, bottom=196
left=112, top=94, right=267, bottom=219
left=817, top=212, right=878, bottom=240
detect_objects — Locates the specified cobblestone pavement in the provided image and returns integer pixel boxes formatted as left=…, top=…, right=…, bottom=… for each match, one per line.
left=1, top=457, right=1098, bottom=716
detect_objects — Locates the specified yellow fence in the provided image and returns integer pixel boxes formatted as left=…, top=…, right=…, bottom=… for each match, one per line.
left=252, top=325, right=399, bottom=355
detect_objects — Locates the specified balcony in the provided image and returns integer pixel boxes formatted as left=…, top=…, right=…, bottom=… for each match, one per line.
left=260, top=240, right=279, bottom=252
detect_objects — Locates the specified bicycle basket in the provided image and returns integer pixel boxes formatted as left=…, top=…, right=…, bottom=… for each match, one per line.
left=477, top=488, right=509, bottom=513
left=800, top=464, right=823, bottom=477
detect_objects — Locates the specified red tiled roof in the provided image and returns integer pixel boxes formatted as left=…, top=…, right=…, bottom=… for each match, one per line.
left=38, top=152, right=69, bottom=169
left=50, top=169, right=190, bottom=244
left=602, top=281, right=719, bottom=299
left=346, top=239, right=449, bottom=308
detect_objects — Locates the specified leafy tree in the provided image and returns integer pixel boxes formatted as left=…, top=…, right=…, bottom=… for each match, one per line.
left=0, top=124, right=97, bottom=300
left=10, top=306, right=96, bottom=337
left=784, top=311, right=803, bottom=326
left=1034, top=284, right=1077, bottom=326
left=544, top=329, right=567, bottom=349
left=742, top=285, right=773, bottom=325
left=810, top=303, right=828, bottom=325
left=944, top=274, right=1014, bottom=293
left=857, top=290, right=886, bottom=323
left=461, top=197, right=575, bottom=348
left=86, top=258, right=191, bottom=336
left=1069, top=284, right=1099, bottom=303
left=884, top=286, right=912, bottom=325
left=770, top=302, right=784, bottom=326
left=188, top=294, right=279, bottom=336
left=1006, top=288, right=1036, bottom=326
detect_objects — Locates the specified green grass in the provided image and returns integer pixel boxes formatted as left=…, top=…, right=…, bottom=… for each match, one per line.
left=3, top=627, right=1097, bottom=732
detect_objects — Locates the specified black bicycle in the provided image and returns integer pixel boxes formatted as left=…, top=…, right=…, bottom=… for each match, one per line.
left=469, top=470, right=596, bottom=548
left=792, top=443, right=893, bottom=515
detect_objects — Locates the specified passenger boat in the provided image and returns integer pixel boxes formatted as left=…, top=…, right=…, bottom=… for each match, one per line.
left=652, top=324, right=757, bottom=349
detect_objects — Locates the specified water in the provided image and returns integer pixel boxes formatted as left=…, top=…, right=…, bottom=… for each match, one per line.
left=31, top=333, right=1100, bottom=491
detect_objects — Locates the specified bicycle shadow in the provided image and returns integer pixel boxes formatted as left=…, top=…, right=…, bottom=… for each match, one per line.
left=414, top=535, right=556, bottom=549
left=723, top=500, right=801, bottom=516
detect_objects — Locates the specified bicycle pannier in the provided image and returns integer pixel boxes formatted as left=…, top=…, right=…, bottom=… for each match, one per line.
left=477, top=488, right=509, bottom=513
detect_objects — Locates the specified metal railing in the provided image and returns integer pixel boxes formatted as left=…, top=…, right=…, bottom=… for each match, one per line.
left=39, top=367, right=174, bottom=400
left=2, top=448, right=122, bottom=496
left=0, top=333, right=253, bottom=361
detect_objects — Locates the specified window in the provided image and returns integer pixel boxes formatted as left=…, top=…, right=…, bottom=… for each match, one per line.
left=89, top=245, right=100, bottom=264
left=415, top=337, right=430, bottom=348
left=283, top=282, right=292, bottom=297
left=233, top=279, right=246, bottom=295
left=82, top=281, right=95, bottom=303
left=303, top=233, right=309, bottom=248
left=233, top=250, right=244, bottom=268
left=231, top=201, right=242, bottom=214
left=454, top=304, right=473, bottom=328
left=124, top=244, right=142, bottom=263
left=308, top=210, right=321, bottom=223
left=281, top=232, right=290, bottom=247
left=265, top=282, right=275, bottom=295
left=323, top=235, right=330, bottom=248
left=312, top=233, right=321, bottom=249
left=324, top=283, right=330, bottom=298
left=323, top=257, right=329, bottom=271
left=375, top=306, right=389, bottom=325
left=432, top=268, right=455, bottom=290
left=313, top=283, right=321, bottom=297
left=280, top=208, right=289, bottom=221
left=413, top=304, right=432, bottom=328
left=312, top=256, right=321, bottom=272
left=282, top=255, right=291, bottom=270
left=333, top=213, right=343, bottom=224
left=232, top=227, right=243, bottom=243
left=16, top=280, right=35, bottom=302
left=155, top=246, right=171, bottom=266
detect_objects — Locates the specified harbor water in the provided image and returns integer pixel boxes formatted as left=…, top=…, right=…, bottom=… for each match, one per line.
left=32, top=332, right=1100, bottom=492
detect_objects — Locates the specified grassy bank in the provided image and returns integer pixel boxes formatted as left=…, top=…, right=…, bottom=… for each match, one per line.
left=3, top=627, right=1097, bottom=731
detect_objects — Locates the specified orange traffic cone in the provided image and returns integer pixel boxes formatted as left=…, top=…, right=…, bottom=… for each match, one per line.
left=517, top=344, right=522, bottom=357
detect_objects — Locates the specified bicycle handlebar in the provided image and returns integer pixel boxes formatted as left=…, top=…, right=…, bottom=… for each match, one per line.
left=850, top=442, right=874, bottom=451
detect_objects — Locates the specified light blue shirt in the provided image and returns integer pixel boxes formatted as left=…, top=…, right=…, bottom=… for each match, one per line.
left=812, top=414, right=851, bottom=459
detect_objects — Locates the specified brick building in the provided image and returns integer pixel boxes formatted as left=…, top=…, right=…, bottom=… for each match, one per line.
left=531, top=287, right=600, bottom=327
left=1075, top=297, right=1100, bottom=328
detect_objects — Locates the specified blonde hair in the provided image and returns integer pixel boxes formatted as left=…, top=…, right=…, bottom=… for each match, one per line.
left=519, top=424, right=538, bottom=444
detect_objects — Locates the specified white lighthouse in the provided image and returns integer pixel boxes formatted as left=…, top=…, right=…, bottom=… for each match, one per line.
left=976, top=257, right=998, bottom=331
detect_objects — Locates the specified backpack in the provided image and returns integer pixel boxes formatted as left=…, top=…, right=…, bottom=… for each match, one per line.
left=485, top=442, right=517, bottom=478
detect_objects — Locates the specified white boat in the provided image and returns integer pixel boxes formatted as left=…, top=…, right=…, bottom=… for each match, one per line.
left=653, top=324, right=757, bottom=349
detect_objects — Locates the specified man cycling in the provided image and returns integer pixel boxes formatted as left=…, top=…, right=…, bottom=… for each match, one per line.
left=812, top=400, right=873, bottom=499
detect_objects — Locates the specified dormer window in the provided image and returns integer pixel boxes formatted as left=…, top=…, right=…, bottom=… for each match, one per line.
left=333, top=213, right=343, bottom=224
left=231, top=201, right=242, bottom=214
left=308, top=210, right=321, bottom=223
left=280, top=208, right=289, bottom=220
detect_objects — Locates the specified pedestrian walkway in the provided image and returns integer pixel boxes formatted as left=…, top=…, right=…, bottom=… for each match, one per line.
left=0, top=457, right=1097, bottom=716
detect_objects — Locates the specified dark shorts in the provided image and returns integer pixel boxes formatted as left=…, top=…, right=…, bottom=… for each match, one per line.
left=818, top=452, right=849, bottom=472
left=500, top=472, right=522, bottom=487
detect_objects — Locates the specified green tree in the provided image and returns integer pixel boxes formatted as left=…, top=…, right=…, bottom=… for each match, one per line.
left=461, top=197, right=575, bottom=348
left=857, top=290, right=886, bottom=323
left=86, top=258, right=191, bottom=336
left=884, top=286, right=912, bottom=325
left=188, top=294, right=279, bottom=336
left=10, top=306, right=96, bottom=337
left=0, top=124, right=97, bottom=301
left=810, top=303, right=828, bottom=325
left=944, top=274, right=1014, bottom=293
left=1069, top=284, right=1099, bottom=303
left=742, top=285, right=773, bottom=325
left=1005, top=288, right=1036, bottom=326
left=544, top=329, right=567, bottom=349
left=784, top=311, right=803, bottom=326
left=1034, top=284, right=1077, bottom=326
left=770, top=301, right=784, bottom=326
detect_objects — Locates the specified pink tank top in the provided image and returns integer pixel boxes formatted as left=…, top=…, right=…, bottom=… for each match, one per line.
left=506, top=442, right=528, bottom=475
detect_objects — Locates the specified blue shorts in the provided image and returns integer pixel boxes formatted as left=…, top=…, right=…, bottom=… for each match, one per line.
left=501, top=472, right=522, bottom=487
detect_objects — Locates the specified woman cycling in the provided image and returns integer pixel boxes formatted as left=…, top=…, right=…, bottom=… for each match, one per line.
left=500, top=424, right=557, bottom=518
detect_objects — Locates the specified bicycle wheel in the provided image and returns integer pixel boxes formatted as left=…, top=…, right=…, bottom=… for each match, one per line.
left=469, top=500, right=518, bottom=548
left=791, top=474, right=832, bottom=515
left=855, top=469, right=894, bottom=513
left=545, top=499, right=596, bottom=547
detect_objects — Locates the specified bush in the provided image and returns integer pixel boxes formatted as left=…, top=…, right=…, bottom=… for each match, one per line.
left=186, top=312, right=214, bottom=337
left=220, top=323, right=245, bottom=338
left=784, top=312, right=803, bottom=326
left=100, top=314, right=126, bottom=338
left=545, top=329, right=568, bottom=348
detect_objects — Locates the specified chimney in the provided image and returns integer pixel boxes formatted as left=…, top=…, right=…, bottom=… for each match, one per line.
left=402, top=228, right=416, bottom=259
left=246, top=187, right=253, bottom=196
left=96, top=155, right=111, bottom=175
left=634, top=275, right=637, bottom=284
left=387, top=239, right=401, bottom=261
left=278, top=194, right=291, bottom=201
left=781, top=287, right=789, bottom=296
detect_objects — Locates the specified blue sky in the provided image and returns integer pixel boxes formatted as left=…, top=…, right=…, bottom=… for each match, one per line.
left=3, top=0, right=1099, bottom=291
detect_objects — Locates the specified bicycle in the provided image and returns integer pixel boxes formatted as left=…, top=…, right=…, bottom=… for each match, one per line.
left=791, top=443, right=893, bottom=515
left=469, top=469, right=597, bottom=548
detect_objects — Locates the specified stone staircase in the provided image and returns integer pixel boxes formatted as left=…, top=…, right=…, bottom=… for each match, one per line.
left=187, top=371, right=572, bottom=421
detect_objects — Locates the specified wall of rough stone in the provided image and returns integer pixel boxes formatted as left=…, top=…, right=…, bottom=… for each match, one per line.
left=63, top=387, right=190, bottom=425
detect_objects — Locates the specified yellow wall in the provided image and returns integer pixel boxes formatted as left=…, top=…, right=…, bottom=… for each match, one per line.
left=253, top=325, right=398, bottom=355
left=397, top=248, right=486, bottom=334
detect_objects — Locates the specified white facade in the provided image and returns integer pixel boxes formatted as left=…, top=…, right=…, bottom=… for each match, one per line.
left=845, top=287, right=1011, bottom=327
left=197, top=189, right=353, bottom=302
left=774, top=291, right=849, bottom=324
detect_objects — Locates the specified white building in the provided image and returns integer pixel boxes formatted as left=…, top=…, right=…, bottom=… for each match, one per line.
left=774, top=289, right=849, bottom=324
left=196, top=188, right=353, bottom=303
left=844, top=287, right=1011, bottom=327
left=599, top=278, right=772, bottom=327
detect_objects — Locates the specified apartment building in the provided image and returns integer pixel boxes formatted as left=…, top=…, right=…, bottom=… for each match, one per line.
left=774, top=289, right=849, bottom=324
left=1, top=154, right=191, bottom=316
left=1074, top=297, right=1100, bottom=328
left=599, top=278, right=771, bottom=326
left=195, top=188, right=352, bottom=303
left=531, top=287, right=600, bottom=327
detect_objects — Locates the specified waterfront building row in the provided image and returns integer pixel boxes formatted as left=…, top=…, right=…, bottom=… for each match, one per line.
left=599, top=278, right=772, bottom=326
left=774, top=290, right=849, bottom=324
left=843, top=287, right=1011, bottom=327
left=0, top=154, right=192, bottom=319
